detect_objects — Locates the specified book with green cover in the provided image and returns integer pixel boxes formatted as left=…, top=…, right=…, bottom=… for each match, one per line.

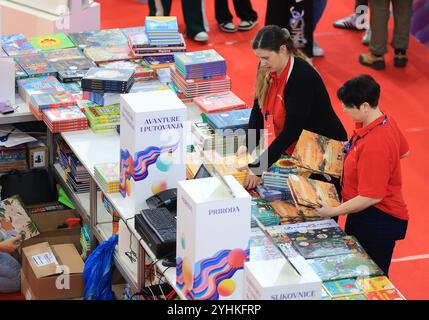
left=323, top=278, right=363, bottom=297
left=307, top=253, right=384, bottom=281
left=28, top=33, right=75, bottom=51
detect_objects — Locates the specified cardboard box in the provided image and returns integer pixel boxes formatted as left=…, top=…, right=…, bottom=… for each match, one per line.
left=176, top=176, right=251, bottom=300
left=120, top=90, right=187, bottom=214
left=244, top=256, right=322, bottom=300
left=27, top=141, right=48, bottom=169
left=23, top=203, right=81, bottom=251
left=21, top=242, right=84, bottom=300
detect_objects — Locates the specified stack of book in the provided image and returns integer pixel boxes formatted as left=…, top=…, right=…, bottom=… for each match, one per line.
left=17, top=76, right=65, bottom=104
left=67, top=155, right=91, bottom=194
left=94, top=163, right=120, bottom=193
left=30, top=91, right=76, bottom=120
left=262, top=172, right=293, bottom=196
left=143, top=55, right=175, bottom=70
left=81, top=67, right=135, bottom=93
left=174, top=49, right=227, bottom=79
left=83, top=104, right=120, bottom=133
left=101, top=193, right=120, bottom=235
left=205, top=108, right=251, bottom=134
left=128, top=28, right=186, bottom=57
left=83, top=46, right=134, bottom=65
left=0, top=145, right=28, bottom=172
left=14, top=53, right=57, bottom=78
left=169, top=65, right=231, bottom=99
left=193, top=91, right=247, bottom=114
left=98, top=60, right=155, bottom=80
left=268, top=155, right=298, bottom=175
left=145, top=16, right=182, bottom=47
left=191, top=122, right=246, bottom=155
left=255, top=185, right=291, bottom=202
left=42, top=106, right=88, bottom=133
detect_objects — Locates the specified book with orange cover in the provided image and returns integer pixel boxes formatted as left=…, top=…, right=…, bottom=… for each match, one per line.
left=364, top=289, right=405, bottom=300
left=356, top=276, right=396, bottom=292
left=287, top=174, right=340, bottom=208
left=292, top=130, right=345, bottom=177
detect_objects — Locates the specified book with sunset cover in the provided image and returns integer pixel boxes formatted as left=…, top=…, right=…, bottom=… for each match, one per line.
left=287, top=174, right=340, bottom=209
left=28, top=33, right=75, bottom=51
left=291, top=130, right=346, bottom=177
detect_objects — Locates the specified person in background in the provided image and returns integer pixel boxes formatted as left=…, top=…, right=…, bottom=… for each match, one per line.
left=313, top=0, right=328, bottom=56
left=0, top=235, right=21, bottom=293
left=147, top=0, right=209, bottom=42
left=238, top=25, right=347, bottom=190
left=316, top=75, right=409, bottom=276
left=333, top=0, right=371, bottom=46
left=359, top=0, right=413, bottom=70
left=215, top=0, right=258, bottom=33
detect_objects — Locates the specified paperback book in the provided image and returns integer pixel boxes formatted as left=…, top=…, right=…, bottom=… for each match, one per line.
left=94, top=162, right=120, bottom=193
left=1, top=34, right=40, bottom=56
left=14, top=53, right=57, bottom=78
left=17, top=76, right=65, bottom=103
left=31, top=91, right=76, bottom=111
left=83, top=46, right=133, bottom=64
left=323, top=278, right=363, bottom=298
left=193, top=91, right=247, bottom=113
left=68, top=29, right=128, bottom=49
left=28, top=33, right=75, bottom=51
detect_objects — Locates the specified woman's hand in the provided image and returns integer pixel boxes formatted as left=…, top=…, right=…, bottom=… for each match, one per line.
left=314, top=200, right=340, bottom=218
left=0, top=235, right=22, bottom=253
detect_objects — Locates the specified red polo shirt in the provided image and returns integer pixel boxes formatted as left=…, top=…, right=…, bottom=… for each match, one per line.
left=341, top=113, right=409, bottom=220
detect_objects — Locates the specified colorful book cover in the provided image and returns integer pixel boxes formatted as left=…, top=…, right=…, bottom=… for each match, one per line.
left=15, top=62, right=28, bottom=80
left=269, top=155, right=298, bottom=175
left=364, top=289, right=405, bottom=300
left=293, top=236, right=359, bottom=259
left=83, top=67, right=135, bottom=82
left=83, top=46, right=133, bottom=64
left=333, top=294, right=368, bottom=300
left=14, top=53, right=56, bottom=77
left=307, top=253, right=384, bottom=281
left=94, top=162, right=120, bottom=183
left=43, top=105, right=87, bottom=122
left=356, top=276, right=395, bottom=292
left=174, top=49, right=225, bottom=66
left=99, top=60, right=155, bottom=79
left=31, top=91, right=76, bottom=110
left=287, top=174, right=340, bottom=209
left=292, top=130, right=346, bottom=177
left=120, top=26, right=147, bottom=38
left=1, top=34, right=40, bottom=56
left=49, top=57, right=95, bottom=71
left=0, top=195, right=40, bottom=241
left=17, top=76, right=65, bottom=102
left=145, top=16, right=179, bottom=32
left=28, top=33, right=75, bottom=51
left=193, top=91, right=247, bottom=113
left=323, top=278, right=363, bottom=297
left=285, top=225, right=346, bottom=242
left=43, top=48, right=85, bottom=62
left=68, top=29, right=128, bottom=49
left=143, top=55, right=175, bottom=68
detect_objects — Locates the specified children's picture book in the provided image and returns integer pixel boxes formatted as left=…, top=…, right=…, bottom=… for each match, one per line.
left=323, top=278, right=363, bottom=298
left=145, top=16, right=179, bottom=32
left=31, top=91, right=76, bottom=111
left=28, top=33, right=75, bottom=51
left=206, top=108, right=251, bottom=130
left=307, top=253, right=384, bottom=281
left=193, top=91, right=247, bottom=113
left=83, top=67, right=135, bottom=82
left=43, top=48, right=85, bottom=62
left=332, top=294, right=368, bottom=300
left=268, top=155, right=298, bottom=175
left=292, top=130, right=346, bottom=177
left=285, top=224, right=346, bottom=242
left=120, top=26, right=147, bottom=38
left=143, top=55, right=175, bottom=69
left=83, top=46, right=133, bottom=64
left=49, top=57, right=95, bottom=72
left=364, top=289, right=405, bottom=300
left=2, top=34, right=40, bottom=56
left=14, top=53, right=56, bottom=77
left=68, top=29, right=128, bottom=49
left=17, top=76, right=65, bottom=103
left=0, top=195, right=40, bottom=241
left=287, top=174, right=340, bottom=209
left=99, top=60, right=155, bottom=79
left=356, top=276, right=395, bottom=292
left=269, top=201, right=304, bottom=224
left=292, top=236, right=357, bottom=259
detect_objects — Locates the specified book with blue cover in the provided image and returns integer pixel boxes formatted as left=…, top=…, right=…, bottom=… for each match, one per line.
left=120, top=26, right=147, bottom=38
left=68, top=29, right=128, bottom=49
left=17, top=76, right=65, bottom=103
left=145, top=16, right=179, bottom=32
left=292, top=236, right=364, bottom=259
left=1, top=34, right=40, bottom=56
left=43, top=48, right=85, bottom=62
left=206, top=108, right=251, bottom=130
left=14, top=53, right=57, bottom=78
left=323, top=278, right=363, bottom=297
left=174, top=49, right=227, bottom=79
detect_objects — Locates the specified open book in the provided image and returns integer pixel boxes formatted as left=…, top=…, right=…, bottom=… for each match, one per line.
left=287, top=174, right=340, bottom=209
left=0, top=195, right=40, bottom=241
left=291, top=130, right=346, bottom=178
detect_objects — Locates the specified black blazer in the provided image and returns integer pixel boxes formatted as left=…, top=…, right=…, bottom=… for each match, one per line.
left=247, top=57, right=348, bottom=172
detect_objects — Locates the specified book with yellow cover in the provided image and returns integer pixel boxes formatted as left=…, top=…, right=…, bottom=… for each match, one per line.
left=292, top=130, right=345, bottom=177
left=287, top=174, right=340, bottom=208
left=356, top=276, right=396, bottom=292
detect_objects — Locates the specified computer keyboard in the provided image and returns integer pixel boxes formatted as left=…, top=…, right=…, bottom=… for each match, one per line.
left=140, top=208, right=176, bottom=243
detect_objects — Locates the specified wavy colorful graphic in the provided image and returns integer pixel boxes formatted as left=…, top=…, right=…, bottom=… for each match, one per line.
left=120, top=141, right=179, bottom=197
left=176, top=246, right=250, bottom=300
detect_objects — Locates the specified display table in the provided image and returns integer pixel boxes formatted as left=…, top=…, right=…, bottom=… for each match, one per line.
left=0, top=95, right=35, bottom=125
left=0, top=0, right=100, bottom=37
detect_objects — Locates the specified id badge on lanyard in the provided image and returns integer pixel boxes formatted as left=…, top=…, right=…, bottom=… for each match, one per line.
left=264, top=113, right=275, bottom=148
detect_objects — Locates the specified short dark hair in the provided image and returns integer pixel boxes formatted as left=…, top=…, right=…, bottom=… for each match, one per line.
left=337, top=75, right=381, bottom=108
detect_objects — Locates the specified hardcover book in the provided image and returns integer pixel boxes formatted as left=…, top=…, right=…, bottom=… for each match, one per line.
left=43, top=48, right=85, bottom=62
left=31, top=91, right=76, bottom=111
left=287, top=174, right=340, bottom=209
left=323, top=278, right=363, bottom=297
left=1, top=34, right=40, bottom=56
left=82, top=67, right=135, bottom=83
left=145, top=16, right=179, bottom=32
left=14, top=53, right=57, bottom=78
left=292, top=236, right=360, bottom=259
left=193, top=91, right=247, bottom=113
left=364, top=289, right=405, bottom=300
left=83, top=46, right=133, bottom=64
left=291, top=130, right=346, bottom=177
left=17, top=76, right=65, bottom=103
left=205, top=108, right=251, bottom=131
left=356, top=276, right=395, bottom=292
left=0, top=195, right=40, bottom=241
left=28, top=33, right=75, bottom=51
left=99, top=60, right=155, bottom=79
left=68, top=29, right=128, bottom=49
left=307, top=253, right=384, bottom=281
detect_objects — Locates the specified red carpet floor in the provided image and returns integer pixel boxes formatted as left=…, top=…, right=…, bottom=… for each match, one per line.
left=97, top=0, right=429, bottom=299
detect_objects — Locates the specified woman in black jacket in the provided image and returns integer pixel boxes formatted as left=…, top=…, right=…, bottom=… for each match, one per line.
left=240, top=25, right=348, bottom=189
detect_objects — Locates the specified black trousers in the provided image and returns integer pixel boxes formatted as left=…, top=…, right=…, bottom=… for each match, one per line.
left=345, top=206, right=408, bottom=277
left=215, top=0, right=258, bottom=24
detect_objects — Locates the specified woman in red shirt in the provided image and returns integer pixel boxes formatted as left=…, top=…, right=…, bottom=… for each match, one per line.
left=316, top=75, right=409, bottom=276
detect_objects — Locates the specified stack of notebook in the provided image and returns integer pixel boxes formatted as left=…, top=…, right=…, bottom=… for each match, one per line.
left=81, top=67, right=135, bottom=93
left=42, top=106, right=88, bottom=133
left=83, top=104, right=120, bottom=133
left=193, top=91, right=247, bottom=114
left=94, top=163, right=120, bottom=193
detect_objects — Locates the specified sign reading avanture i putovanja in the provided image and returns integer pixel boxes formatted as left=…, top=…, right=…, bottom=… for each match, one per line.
left=120, top=90, right=186, bottom=213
